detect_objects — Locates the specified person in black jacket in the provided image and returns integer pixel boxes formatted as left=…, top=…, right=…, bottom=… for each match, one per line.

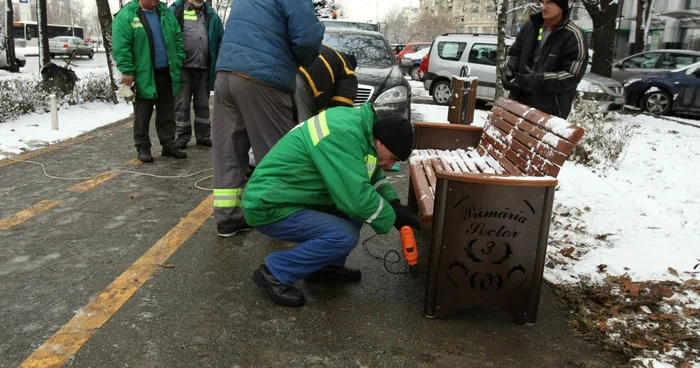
left=295, top=45, right=358, bottom=122
left=503, top=0, right=588, bottom=119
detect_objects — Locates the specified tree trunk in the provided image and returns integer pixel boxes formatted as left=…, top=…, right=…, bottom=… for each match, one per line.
left=118, top=0, right=123, bottom=8
left=583, top=0, right=618, bottom=77
left=4, top=0, right=20, bottom=72
left=95, top=0, right=118, bottom=104
left=37, top=0, right=50, bottom=68
left=495, top=0, right=508, bottom=100
left=634, top=0, right=644, bottom=53
left=643, top=0, right=656, bottom=50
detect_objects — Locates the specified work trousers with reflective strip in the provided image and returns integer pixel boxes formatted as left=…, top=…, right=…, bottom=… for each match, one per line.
left=211, top=72, right=294, bottom=233
left=257, top=209, right=363, bottom=285
left=175, top=68, right=211, bottom=144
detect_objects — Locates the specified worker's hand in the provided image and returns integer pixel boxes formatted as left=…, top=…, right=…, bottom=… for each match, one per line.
left=122, top=75, right=134, bottom=86
left=502, top=67, right=518, bottom=91
left=389, top=199, right=413, bottom=215
left=513, top=70, right=542, bottom=93
left=393, top=207, right=421, bottom=231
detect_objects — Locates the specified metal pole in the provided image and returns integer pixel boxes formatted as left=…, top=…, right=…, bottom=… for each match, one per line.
left=69, top=0, right=75, bottom=36
left=50, top=94, right=59, bottom=130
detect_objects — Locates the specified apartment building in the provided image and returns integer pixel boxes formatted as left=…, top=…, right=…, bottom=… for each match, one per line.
left=420, top=0, right=499, bottom=34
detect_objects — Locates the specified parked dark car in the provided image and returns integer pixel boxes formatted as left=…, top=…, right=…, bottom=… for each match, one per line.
left=612, top=49, right=700, bottom=82
left=323, top=28, right=411, bottom=120
left=623, top=61, right=700, bottom=117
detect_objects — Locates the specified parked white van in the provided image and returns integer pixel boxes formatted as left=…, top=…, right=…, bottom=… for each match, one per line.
left=423, top=33, right=625, bottom=113
left=0, top=45, right=26, bottom=70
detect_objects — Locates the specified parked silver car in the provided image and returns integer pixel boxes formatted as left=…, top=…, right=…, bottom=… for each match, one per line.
left=611, top=49, right=700, bottom=82
left=423, top=33, right=624, bottom=112
left=49, top=36, right=95, bottom=59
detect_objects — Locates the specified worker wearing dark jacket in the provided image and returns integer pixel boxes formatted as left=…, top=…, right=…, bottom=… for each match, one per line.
left=503, top=0, right=588, bottom=118
left=244, top=104, right=421, bottom=307
left=169, top=0, right=224, bottom=148
left=295, top=45, right=358, bottom=122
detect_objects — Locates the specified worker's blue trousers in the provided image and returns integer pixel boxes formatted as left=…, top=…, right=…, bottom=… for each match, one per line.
left=255, top=209, right=363, bottom=285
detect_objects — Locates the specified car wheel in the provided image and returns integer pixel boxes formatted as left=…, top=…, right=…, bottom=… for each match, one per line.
left=432, top=80, right=451, bottom=106
left=410, top=67, right=420, bottom=81
left=641, top=89, right=672, bottom=115
left=50, top=53, right=55, bottom=58
left=88, top=50, right=94, bottom=59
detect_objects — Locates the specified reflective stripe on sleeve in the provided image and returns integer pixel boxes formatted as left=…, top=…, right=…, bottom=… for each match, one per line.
left=365, top=198, right=384, bottom=224
left=373, top=179, right=389, bottom=189
left=308, top=111, right=330, bottom=146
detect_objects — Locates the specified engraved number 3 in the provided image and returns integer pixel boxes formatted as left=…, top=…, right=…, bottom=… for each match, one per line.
left=481, top=241, right=496, bottom=255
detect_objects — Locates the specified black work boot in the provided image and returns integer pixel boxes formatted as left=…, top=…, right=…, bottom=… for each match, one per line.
left=137, top=146, right=153, bottom=163
left=175, top=140, right=188, bottom=150
left=252, top=264, right=305, bottom=307
left=217, top=220, right=252, bottom=238
left=304, top=265, right=362, bottom=282
left=196, top=138, right=212, bottom=147
left=161, top=148, right=187, bottom=159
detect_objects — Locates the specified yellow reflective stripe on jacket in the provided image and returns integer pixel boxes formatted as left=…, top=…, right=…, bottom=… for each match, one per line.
left=299, top=66, right=323, bottom=97
left=365, top=154, right=377, bottom=178
left=183, top=9, right=198, bottom=20
left=331, top=96, right=354, bottom=106
left=332, top=48, right=356, bottom=76
left=537, top=28, right=543, bottom=41
left=308, top=111, right=330, bottom=146
left=319, top=55, right=335, bottom=84
left=131, top=17, right=143, bottom=28
left=213, top=188, right=243, bottom=208
left=365, top=197, right=385, bottom=224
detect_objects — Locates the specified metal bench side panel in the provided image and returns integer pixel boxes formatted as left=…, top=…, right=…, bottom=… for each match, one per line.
left=423, top=178, right=555, bottom=323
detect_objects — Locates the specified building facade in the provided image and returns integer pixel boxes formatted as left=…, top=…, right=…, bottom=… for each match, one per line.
left=420, top=0, right=498, bottom=34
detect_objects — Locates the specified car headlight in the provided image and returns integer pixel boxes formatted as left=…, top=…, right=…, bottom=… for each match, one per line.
left=623, top=78, right=641, bottom=87
left=577, top=82, right=604, bottom=93
left=375, top=86, right=409, bottom=105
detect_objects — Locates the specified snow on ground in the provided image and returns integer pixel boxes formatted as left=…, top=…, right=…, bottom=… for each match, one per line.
left=0, top=51, right=110, bottom=80
left=0, top=101, right=133, bottom=159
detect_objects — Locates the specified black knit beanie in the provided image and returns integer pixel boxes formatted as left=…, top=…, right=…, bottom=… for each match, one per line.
left=372, top=116, right=414, bottom=161
left=548, top=0, right=569, bottom=13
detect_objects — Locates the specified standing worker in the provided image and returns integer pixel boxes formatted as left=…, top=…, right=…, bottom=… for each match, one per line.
left=169, top=0, right=224, bottom=149
left=113, top=0, right=187, bottom=163
left=211, top=0, right=324, bottom=237
left=502, top=0, right=588, bottom=119
left=243, top=105, right=421, bottom=307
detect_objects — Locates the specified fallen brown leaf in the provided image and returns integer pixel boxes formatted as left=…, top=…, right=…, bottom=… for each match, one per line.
left=597, top=320, right=610, bottom=331
left=560, top=247, right=577, bottom=259
left=595, top=233, right=615, bottom=241
left=597, top=264, right=608, bottom=273
left=159, top=263, right=175, bottom=268
left=668, top=267, right=680, bottom=277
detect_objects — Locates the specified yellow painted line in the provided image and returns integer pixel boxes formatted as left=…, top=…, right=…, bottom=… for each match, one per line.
left=19, top=195, right=213, bottom=368
left=67, top=159, right=143, bottom=192
left=67, top=172, right=120, bottom=192
left=0, top=200, right=62, bottom=231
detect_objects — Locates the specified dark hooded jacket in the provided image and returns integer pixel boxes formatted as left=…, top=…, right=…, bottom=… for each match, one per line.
left=505, top=10, right=589, bottom=118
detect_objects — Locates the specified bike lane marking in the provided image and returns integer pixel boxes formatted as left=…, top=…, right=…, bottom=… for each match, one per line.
left=18, top=195, right=213, bottom=368
left=0, top=200, right=62, bottom=231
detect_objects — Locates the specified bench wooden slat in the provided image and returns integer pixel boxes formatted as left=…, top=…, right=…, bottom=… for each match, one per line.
left=491, top=107, right=574, bottom=160
left=457, top=150, right=480, bottom=173
left=437, top=150, right=457, bottom=172
left=467, top=149, right=492, bottom=173
left=448, top=150, right=471, bottom=173
left=481, top=135, right=524, bottom=176
left=408, top=152, right=435, bottom=223
left=496, top=97, right=585, bottom=146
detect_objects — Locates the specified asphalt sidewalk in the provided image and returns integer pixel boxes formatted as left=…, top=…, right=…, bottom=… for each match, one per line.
left=0, top=111, right=625, bottom=368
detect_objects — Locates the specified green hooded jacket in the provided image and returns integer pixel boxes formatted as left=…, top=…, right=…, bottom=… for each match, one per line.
left=169, top=0, right=224, bottom=91
left=242, top=104, right=399, bottom=235
left=112, top=0, right=185, bottom=99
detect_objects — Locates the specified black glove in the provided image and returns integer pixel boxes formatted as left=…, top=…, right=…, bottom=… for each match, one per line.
left=393, top=207, right=421, bottom=231
left=501, top=68, right=518, bottom=91
left=389, top=199, right=413, bottom=215
left=514, top=71, right=543, bottom=93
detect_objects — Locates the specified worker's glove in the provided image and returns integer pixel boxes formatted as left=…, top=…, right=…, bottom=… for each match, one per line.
left=389, top=199, right=413, bottom=215
left=501, top=68, right=518, bottom=91
left=393, top=207, right=421, bottom=231
left=118, top=83, right=135, bottom=104
left=513, top=69, right=543, bottom=93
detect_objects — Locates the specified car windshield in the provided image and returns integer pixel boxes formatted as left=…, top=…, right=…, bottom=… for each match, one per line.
left=323, top=32, right=394, bottom=68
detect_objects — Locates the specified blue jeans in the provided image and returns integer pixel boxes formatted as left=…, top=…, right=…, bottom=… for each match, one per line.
left=256, top=209, right=363, bottom=284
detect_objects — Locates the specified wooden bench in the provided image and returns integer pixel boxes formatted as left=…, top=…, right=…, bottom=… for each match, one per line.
left=408, top=97, right=584, bottom=323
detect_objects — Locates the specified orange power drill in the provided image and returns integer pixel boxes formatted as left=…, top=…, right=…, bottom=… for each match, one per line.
left=400, top=226, right=419, bottom=277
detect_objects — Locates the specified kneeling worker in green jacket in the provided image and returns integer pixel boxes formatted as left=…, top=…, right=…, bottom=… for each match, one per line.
left=243, top=104, right=421, bottom=307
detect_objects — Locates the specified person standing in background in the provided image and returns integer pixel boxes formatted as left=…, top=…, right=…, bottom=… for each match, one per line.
left=211, top=0, right=324, bottom=238
left=169, top=0, right=224, bottom=149
left=112, top=0, right=187, bottom=163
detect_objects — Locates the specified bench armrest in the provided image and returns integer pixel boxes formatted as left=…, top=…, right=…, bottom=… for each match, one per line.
left=435, top=170, right=558, bottom=187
